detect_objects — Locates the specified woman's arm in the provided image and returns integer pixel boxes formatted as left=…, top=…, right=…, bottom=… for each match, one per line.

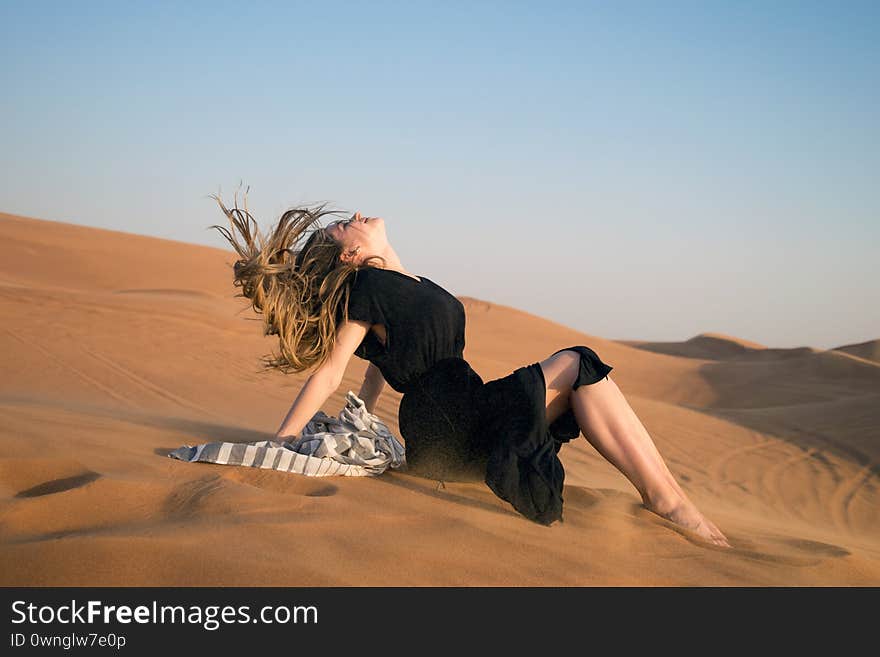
left=274, top=319, right=370, bottom=439
left=358, top=362, right=386, bottom=414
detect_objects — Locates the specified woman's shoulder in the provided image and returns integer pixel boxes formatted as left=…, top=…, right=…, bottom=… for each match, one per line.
left=347, top=266, right=390, bottom=302
left=352, top=265, right=397, bottom=288
left=350, top=265, right=380, bottom=290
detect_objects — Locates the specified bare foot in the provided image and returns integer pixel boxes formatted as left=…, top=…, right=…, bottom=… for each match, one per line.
left=646, top=496, right=731, bottom=548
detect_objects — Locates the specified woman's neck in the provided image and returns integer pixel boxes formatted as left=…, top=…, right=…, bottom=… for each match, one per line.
left=371, top=244, right=414, bottom=277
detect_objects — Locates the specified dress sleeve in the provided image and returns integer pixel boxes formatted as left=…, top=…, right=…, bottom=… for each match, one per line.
left=340, top=268, right=385, bottom=326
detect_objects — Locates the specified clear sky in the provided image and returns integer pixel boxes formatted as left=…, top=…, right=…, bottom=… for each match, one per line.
left=2, top=1, right=877, bottom=350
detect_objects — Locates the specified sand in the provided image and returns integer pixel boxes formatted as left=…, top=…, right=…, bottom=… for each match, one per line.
left=0, top=211, right=877, bottom=586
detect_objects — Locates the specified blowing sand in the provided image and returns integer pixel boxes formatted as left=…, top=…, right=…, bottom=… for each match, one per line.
left=1, top=211, right=877, bottom=586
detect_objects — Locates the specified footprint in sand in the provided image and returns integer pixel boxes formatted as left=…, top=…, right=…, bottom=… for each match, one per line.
left=303, top=484, right=338, bottom=497
left=691, top=533, right=852, bottom=565
left=776, top=537, right=850, bottom=558
left=161, top=474, right=225, bottom=518
left=15, top=472, right=101, bottom=498
left=216, top=468, right=340, bottom=498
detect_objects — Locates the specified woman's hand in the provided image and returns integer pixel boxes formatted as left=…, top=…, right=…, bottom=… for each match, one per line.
left=274, top=430, right=299, bottom=442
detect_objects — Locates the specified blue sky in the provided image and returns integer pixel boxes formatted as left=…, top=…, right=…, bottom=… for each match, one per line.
left=2, top=1, right=877, bottom=350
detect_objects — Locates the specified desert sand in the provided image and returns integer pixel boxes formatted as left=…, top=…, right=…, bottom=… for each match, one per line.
left=1, top=211, right=877, bottom=586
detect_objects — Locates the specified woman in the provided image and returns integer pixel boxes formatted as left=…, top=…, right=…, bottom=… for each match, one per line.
left=211, top=194, right=730, bottom=547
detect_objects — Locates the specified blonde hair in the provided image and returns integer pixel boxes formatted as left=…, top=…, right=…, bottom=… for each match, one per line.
left=209, top=188, right=385, bottom=374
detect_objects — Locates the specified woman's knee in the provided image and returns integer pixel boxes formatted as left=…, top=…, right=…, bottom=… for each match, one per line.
left=541, top=349, right=580, bottom=383
left=556, top=345, right=614, bottom=387
left=539, top=350, right=582, bottom=424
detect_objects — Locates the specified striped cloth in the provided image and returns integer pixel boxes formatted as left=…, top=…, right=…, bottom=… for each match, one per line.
left=168, top=391, right=406, bottom=477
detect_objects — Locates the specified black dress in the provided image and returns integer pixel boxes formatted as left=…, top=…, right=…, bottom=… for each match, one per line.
left=339, top=266, right=614, bottom=525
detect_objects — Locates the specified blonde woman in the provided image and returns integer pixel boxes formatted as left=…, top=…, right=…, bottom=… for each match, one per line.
left=211, top=195, right=730, bottom=547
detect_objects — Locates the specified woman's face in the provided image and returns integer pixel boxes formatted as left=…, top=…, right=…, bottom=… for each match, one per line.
left=324, top=212, right=387, bottom=265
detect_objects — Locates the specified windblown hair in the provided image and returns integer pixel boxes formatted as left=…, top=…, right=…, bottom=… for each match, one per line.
left=209, top=188, right=385, bottom=374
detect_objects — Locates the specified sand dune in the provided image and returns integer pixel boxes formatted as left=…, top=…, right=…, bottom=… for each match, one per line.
left=833, top=339, right=880, bottom=365
left=1, top=211, right=878, bottom=586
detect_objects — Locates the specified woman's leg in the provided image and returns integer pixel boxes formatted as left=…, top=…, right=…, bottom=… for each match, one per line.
left=541, top=350, right=731, bottom=547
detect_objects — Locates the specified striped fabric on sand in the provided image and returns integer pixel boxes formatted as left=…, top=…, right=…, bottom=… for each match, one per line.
left=168, top=391, right=406, bottom=477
